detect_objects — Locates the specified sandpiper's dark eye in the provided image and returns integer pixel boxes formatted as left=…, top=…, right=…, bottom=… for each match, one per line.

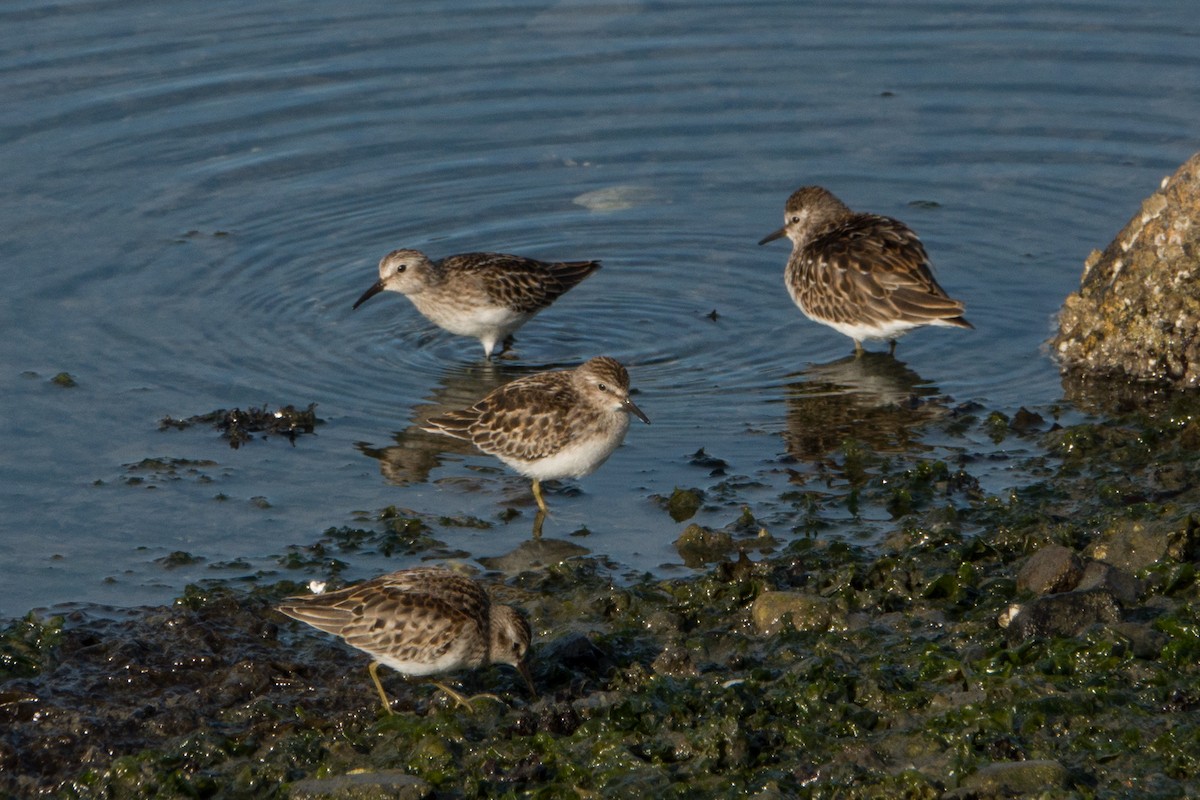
left=397, top=263, right=407, bottom=272
left=597, top=383, right=608, bottom=392
left=790, top=215, right=800, bottom=223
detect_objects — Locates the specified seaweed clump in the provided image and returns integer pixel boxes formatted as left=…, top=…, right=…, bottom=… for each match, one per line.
left=160, top=403, right=321, bottom=448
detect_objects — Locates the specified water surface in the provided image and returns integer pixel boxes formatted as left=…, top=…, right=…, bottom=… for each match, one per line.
left=3, top=0, right=1198, bottom=616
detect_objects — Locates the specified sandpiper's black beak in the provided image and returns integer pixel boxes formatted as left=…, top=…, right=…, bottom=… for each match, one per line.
left=758, top=227, right=786, bottom=246
left=624, top=396, right=651, bottom=425
left=517, top=660, right=537, bottom=700
left=352, top=280, right=385, bottom=310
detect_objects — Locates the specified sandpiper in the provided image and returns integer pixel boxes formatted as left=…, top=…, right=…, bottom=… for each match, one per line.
left=422, top=356, right=649, bottom=520
left=277, top=567, right=534, bottom=713
left=759, top=186, right=972, bottom=355
left=352, top=249, right=601, bottom=358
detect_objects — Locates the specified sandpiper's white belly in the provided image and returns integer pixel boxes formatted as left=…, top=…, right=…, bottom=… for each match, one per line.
left=500, top=416, right=631, bottom=481
left=375, top=638, right=478, bottom=676
left=817, top=317, right=923, bottom=343
left=412, top=297, right=530, bottom=339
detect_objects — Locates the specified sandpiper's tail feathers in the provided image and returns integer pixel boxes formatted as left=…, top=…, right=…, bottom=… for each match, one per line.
left=421, top=409, right=479, bottom=442
left=539, top=259, right=602, bottom=299
left=548, top=259, right=602, bottom=282
left=886, top=288, right=973, bottom=328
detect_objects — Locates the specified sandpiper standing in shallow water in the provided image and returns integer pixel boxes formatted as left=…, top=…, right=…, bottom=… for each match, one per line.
left=277, top=567, right=534, bottom=713
left=422, top=356, right=649, bottom=532
left=759, top=186, right=972, bottom=356
left=352, top=249, right=601, bottom=358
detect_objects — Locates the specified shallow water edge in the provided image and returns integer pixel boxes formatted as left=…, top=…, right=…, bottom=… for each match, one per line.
left=5, top=387, right=1200, bottom=797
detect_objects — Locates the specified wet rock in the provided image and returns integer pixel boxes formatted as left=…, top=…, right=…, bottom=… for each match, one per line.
left=1076, top=560, right=1143, bottom=605
left=289, top=770, right=432, bottom=800
left=651, top=640, right=699, bottom=678
left=688, top=447, right=729, bottom=475
left=1053, top=151, right=1200, bottom=387
left=1086, top=517, right=1182, bottom=573
left=1009, top=407, right=1046, bottom=435
left=956, top=759, right=1067, bottom=795
left=477, top=537, right=590, bottom=572
left=535, top=632, right=613, bottom=686
left=1002, top=588, right=1121, bottom=644
left=714, top=550, right=761, bottom=583
left=674, top=523, right=734, bottom=566
left=662, top=487, right=704, bottom=522
left=1016, top=544, right=1084, bottom=596
left=751, top=591, right=843, bottom=635
left=1113, top=622, right=1169, bottom=660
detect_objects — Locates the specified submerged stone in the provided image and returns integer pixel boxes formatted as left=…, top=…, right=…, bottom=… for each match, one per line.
left=674, top=524, right=733, bottom=565
left=664, top=487, right=704, bottom=522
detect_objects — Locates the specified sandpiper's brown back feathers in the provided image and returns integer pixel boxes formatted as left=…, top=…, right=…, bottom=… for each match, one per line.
left=277, top=567, right=529, bottom=671
left=799, top=214, right=972, bottom=329
left=420, top=357, right=649, bottom=517
left=450, top=253, right=601, bottom=314
left=352, top=248, right=602, bottom=358
left=760, top=185, right=972, bottom=353
left=425, top=371, right=583, bottom=462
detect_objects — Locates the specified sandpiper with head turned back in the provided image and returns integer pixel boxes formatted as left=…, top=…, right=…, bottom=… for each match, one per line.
left=422, top=356, right=649, bottom=527
left=759, top=186, right=972, bottom=356
left=352, top=249, right=601, bottom=358
left=277, top=567, right=534, bottom=713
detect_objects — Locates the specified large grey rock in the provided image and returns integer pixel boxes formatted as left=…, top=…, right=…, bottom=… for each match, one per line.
left=1054, top=152, right=1200, bottom=386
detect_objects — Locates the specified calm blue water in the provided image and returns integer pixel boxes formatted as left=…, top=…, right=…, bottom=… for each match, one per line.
left=2, top=0, right=1198, bottom=617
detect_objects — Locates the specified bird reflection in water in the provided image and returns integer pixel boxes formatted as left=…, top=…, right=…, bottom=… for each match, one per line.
left=356, top=361, right=610, bottom=540
left=355, top=362, right=529, bottom=487
left=782, top=351, right=945, bottom=461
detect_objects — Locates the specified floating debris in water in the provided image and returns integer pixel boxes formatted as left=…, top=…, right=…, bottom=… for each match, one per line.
left=160, top=403, right=321, bottom=448
left=572, top=184, right=659, bottom=212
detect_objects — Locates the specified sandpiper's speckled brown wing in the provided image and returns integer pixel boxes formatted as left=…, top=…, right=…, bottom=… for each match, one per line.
left=442, top=253, right=601, bottom=314
left=793, top=214, right=971, bottom=329
left=423, top=371, right=582, bottom=462
left=277, top=568, right=490, bottom=671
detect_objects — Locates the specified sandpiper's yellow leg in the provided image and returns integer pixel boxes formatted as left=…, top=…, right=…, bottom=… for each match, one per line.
left=370, top=663, right=502, bottom=713
left=532, top=509, right=547, bottom=539
left=368, top=661, right=394, bottom=715
left=531, top=479, right=548, bottom=513
left=430, top=681, right=502, bottom=711
left=854, top=340, right=865, bottom=358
